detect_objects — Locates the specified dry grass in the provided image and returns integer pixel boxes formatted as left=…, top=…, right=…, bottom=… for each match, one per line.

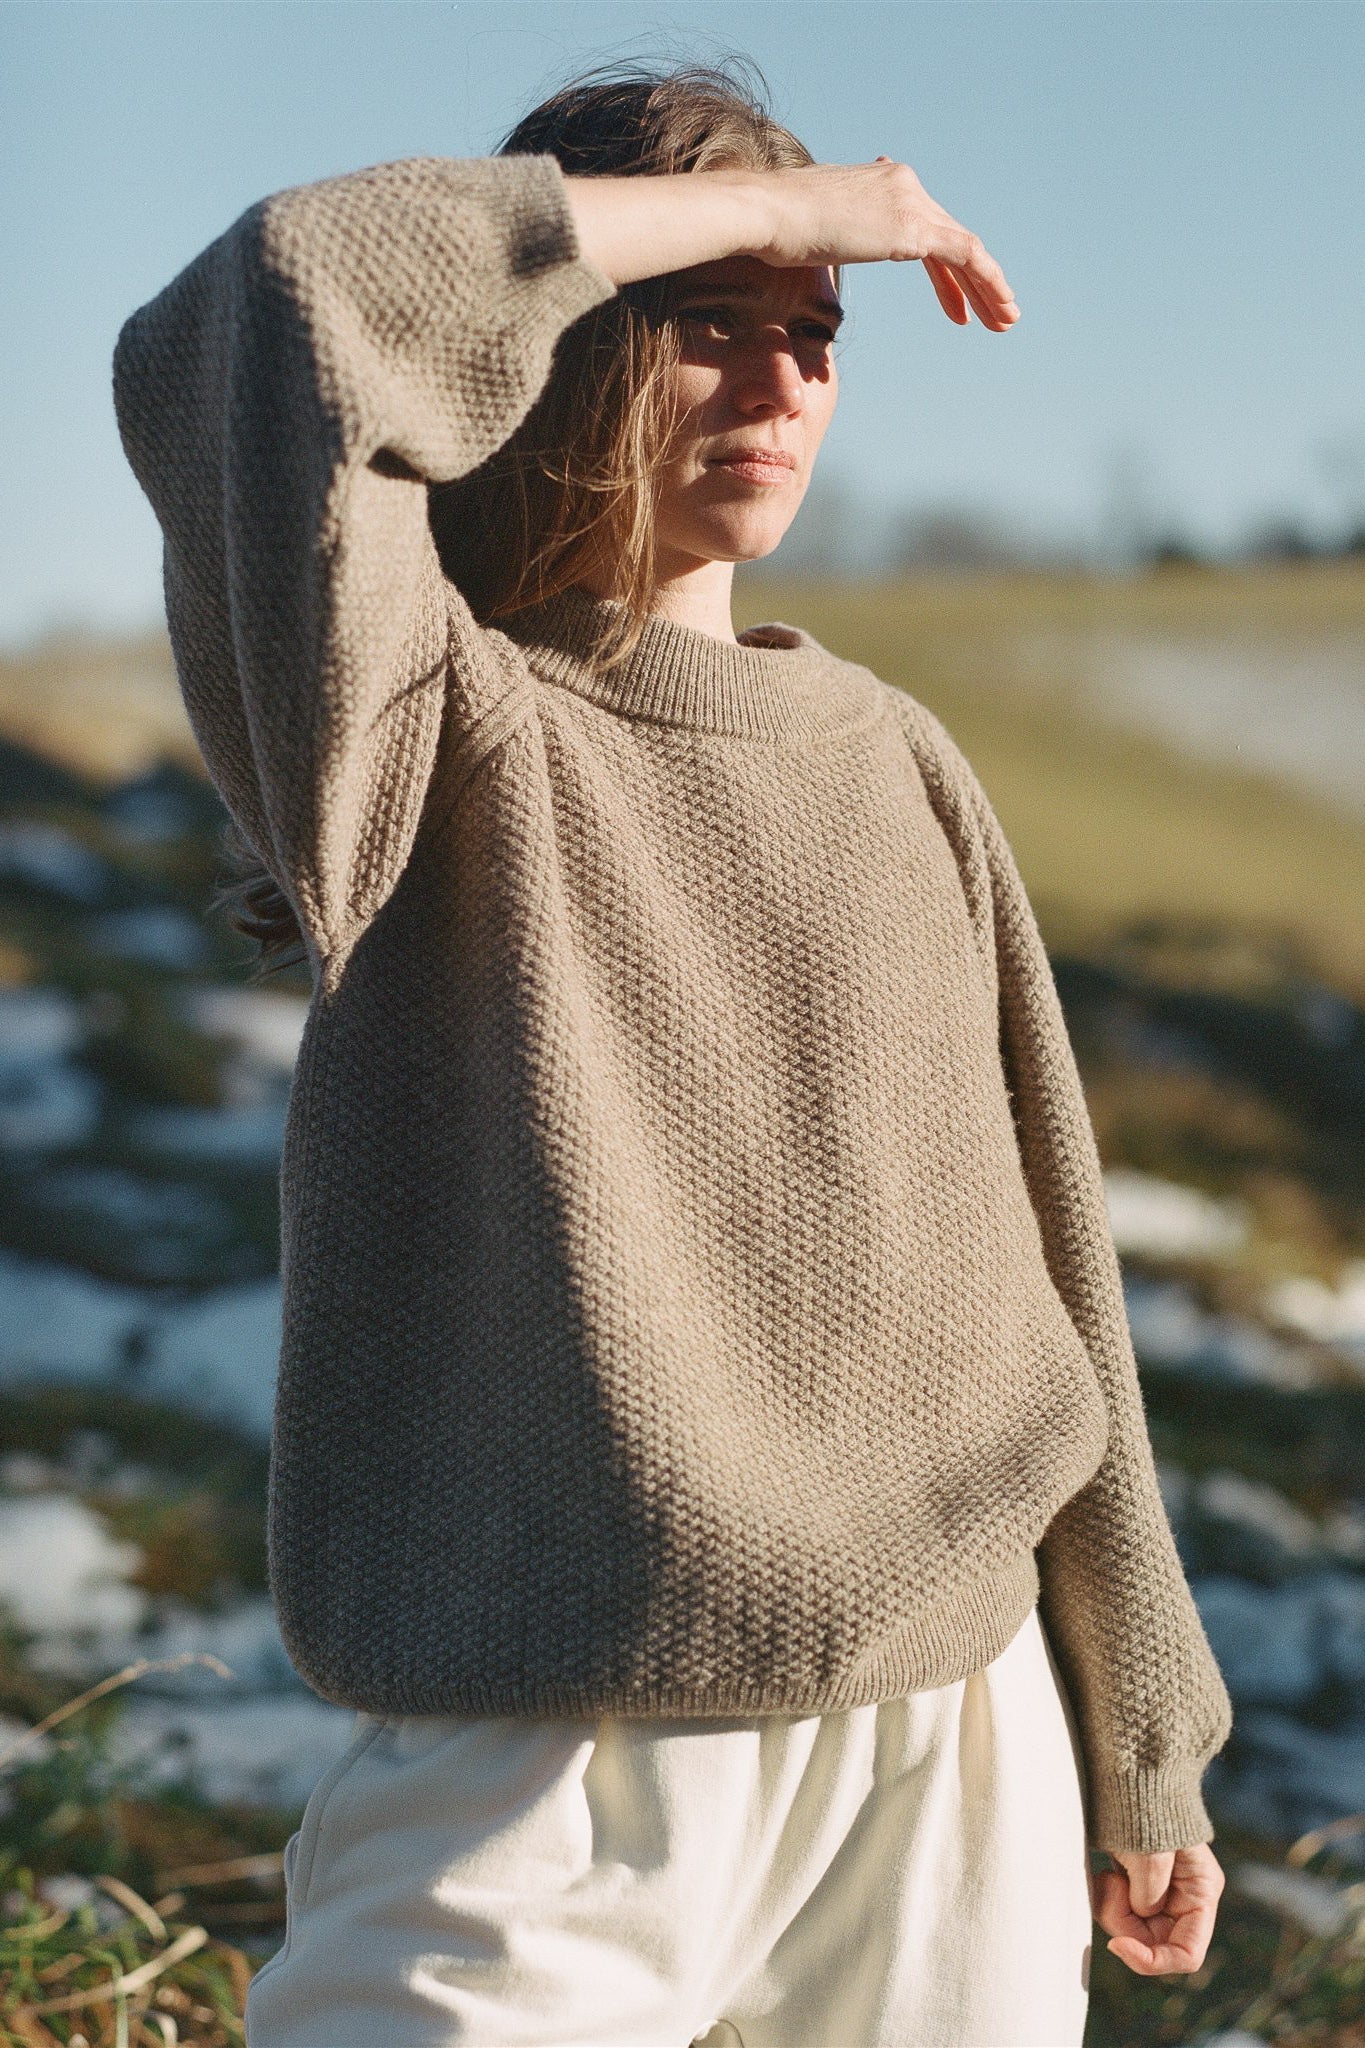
left=0, top=1659, right=260, bottom=2045
left=1, top=1873, right=251, bottom=2047
left=0, top=632, right=190, bottom=786
left=737, top=562, right=1365, bottom=993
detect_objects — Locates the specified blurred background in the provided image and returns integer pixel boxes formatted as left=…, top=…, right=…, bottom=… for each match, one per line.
left=1, top=4, right=1363, bottom=2042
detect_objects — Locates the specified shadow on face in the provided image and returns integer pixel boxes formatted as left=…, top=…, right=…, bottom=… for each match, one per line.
left=653, top=254, right=844, bottom=570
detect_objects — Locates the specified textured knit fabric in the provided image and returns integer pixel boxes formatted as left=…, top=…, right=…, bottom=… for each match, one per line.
left=244, top=1603, right=1094, bottom=2048
left=111, top=148, right=1233, bottom=1854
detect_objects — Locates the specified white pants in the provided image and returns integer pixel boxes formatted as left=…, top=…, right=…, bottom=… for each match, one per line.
left=245, top=1602, right=1093, bottom=2047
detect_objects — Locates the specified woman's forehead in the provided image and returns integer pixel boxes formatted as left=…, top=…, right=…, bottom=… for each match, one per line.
left=668, top=252, right=843, bottom=320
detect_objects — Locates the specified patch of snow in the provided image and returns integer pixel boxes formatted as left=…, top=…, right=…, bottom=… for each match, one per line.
left=1162, top=1465, right=1365, bottom=1575
left=31, top=1163, right=233, bottom=1280
left=0, top=1248, right=281, bottom=1439
left=0, top=1451, right=59, bottom=1492
left=0, top=1484, right=358, bottom=1808
left=0, top=1248, right=164, bottom=1376
left=1124, top=1271, right=1321, bottom=1388
left=0, top=1059, right=102, bottom=1153
left=122, top=1594, right=299, bottom=1696
left=0, top=987, right=84, bottom=1064
left=0, top=1492, right=148, bottom=1640
left=26, top=1873, right=128, bottom=1930
left=124, top=1098, right=288, bottom=1167
left=1321, top=1504, right=1365, bottom=1565
left=19, top=1582, right=298, bottom=1700
left=1104, top=1167, right=1251, bottom=1261
left=150, top=1280, right=282, bottom=1438
left=1195, top=1472, right=1321, bottom=1560
left=87, top=905, right=212, bottom=970
left=1230, top=1860, right=1357, bottom=1939
left=107, top=1689, right=363, bottom=1810
left=177, top=985, right=307, bottom=1080
left=1265, top=1259, right=1365, bottom=1369
left=0, top=1473, right=353, bottom=1806
left=1208, top=1707, right=1365, bottom=1843
left=1193, top=1571, right=1365, bottom=1709
left=0, top=821, right=109, bottom=903
left=101, top=777, right=200, bottom=844
left=36, top=1162, right=229, bottom=1236
left=0, top=987, right=102, bottom=1150
left=0, top=1710, right=54, bottom=1767
left=1016, top=626, right=1365, bottom=824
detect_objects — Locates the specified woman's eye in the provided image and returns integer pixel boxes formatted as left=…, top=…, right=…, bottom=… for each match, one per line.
left=679, top=305, right=839, bottom=350
left=680, top=309, right=837, bottom=347
left=679, top=308, right=734, bottom=336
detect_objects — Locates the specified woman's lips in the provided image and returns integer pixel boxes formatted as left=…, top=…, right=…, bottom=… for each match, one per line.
left=708, top=452, right=796, bottom=486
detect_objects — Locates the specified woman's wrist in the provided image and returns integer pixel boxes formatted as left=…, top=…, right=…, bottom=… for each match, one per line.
left=561, top=166, right=776, bottom=287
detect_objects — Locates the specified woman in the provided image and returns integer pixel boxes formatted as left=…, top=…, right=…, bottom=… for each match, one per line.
left=113, top=55, right=1233, bottom=2048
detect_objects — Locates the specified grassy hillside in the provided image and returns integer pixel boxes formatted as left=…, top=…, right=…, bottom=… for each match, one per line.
left=1, top=566, right=1364, bottom=2042
left=0, top=627, right=189, bottom=783
left=736, top=561, right=1365, bottom=994
left=4, top=563, right=1363, bottom=991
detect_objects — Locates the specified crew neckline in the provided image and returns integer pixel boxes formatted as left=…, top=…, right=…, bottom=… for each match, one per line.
left=496, top=584, right=875, bottom=741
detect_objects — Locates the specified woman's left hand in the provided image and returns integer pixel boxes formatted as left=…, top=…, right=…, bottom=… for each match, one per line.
left=1090, top=1843, right=1225, bottom=1974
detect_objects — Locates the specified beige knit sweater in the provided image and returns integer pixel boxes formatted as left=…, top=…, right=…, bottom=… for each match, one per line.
left=112, top=149, right=1233, bottom=1854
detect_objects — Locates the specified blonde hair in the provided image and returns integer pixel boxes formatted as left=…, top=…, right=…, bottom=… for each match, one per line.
left=215, top=54, right=819, bottom=976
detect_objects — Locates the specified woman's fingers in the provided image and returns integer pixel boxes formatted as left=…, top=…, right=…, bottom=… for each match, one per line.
left=913, top=187, right=1018, bottom=327
left=953, top=262, right=1019, bottom=329
left=929, top=215, right=1019, bottom=324
left=1090, top=1862, right=1219, bottom=1975
left=761, top=157, right=1020, bottom=324
left=946, top=260, right=1018, bottom=329
left=1105, top=1897, right=1216, bottom=1976
left=923, top=252, right=1022, bottom=331
left=923, top=255, right=970, bottom=324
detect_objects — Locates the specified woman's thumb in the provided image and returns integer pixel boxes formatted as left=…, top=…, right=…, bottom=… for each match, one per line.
left=1123, top=1850, right=1175, bottom=1915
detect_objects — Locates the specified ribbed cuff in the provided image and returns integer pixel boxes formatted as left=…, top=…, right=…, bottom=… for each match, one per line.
left=1087, top=1763, right=1217, bottom=1854
left=497, top=150, right=619, bottom=300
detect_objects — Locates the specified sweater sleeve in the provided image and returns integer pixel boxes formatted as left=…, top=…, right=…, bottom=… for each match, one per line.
left=111, top=153, right=617, bottom=962
left=896, top=692, right=1234, bottom=1855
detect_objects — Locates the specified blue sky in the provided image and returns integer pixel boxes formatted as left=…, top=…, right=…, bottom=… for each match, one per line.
left=2, top=0, right=1362, bottom=645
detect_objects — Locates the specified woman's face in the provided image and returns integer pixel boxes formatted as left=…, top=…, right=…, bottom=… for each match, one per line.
left=651, top=253, right=843, bottom=574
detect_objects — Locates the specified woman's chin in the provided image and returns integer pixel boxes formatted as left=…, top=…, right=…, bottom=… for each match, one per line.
left=682, top=517, right=798, bottom=566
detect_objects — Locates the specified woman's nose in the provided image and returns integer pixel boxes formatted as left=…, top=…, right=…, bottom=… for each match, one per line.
left=729, top=338, right=807, bottom=417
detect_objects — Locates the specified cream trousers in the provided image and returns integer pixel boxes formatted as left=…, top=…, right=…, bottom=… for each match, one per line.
left=244, top=1602, right=1093, bottom=2048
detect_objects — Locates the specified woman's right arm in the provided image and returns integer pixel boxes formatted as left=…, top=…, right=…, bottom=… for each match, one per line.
left=112, top=150, right=1013, bottom=967
left=564, top=157, right=1020, bottom=327
left=112, top=153, right=617, bottom=966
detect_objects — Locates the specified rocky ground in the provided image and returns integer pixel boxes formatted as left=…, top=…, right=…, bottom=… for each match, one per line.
left=1, top=706, right=1364, bottom=2043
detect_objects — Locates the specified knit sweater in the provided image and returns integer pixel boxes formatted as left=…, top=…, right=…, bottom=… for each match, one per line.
left=112, top=149, right=1233, bottom=1855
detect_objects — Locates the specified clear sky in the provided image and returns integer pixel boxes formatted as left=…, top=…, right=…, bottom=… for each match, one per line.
left=2, top=0, right=1362, bottom=646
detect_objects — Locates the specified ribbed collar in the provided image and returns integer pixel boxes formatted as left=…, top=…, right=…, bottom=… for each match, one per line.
left=496, top=584, right=876, bottom=741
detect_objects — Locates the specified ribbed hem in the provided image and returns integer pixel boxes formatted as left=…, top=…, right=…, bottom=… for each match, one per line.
left=279, top=1551, right=1043, bottom=1721
left=498, top=585, right=881, bottom=742
left=1087, top=1763, right=1217, bottom=1854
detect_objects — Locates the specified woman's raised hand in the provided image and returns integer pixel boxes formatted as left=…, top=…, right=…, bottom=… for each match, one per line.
left=564, top=156, right=1019, bottom=328
left=756, top=157, right=1019, bottom=329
